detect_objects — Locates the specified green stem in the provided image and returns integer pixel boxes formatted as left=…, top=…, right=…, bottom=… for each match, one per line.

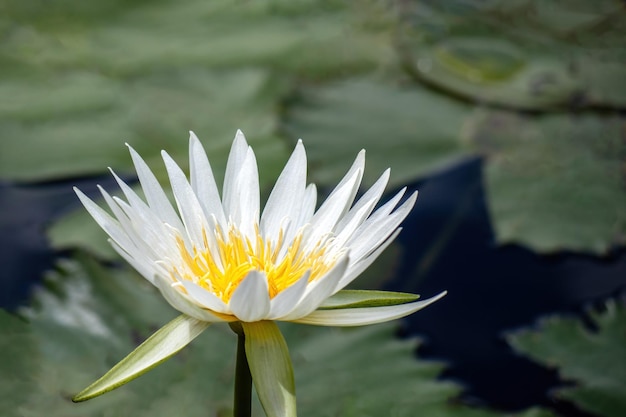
left=231, top=322, right=252, bottom=417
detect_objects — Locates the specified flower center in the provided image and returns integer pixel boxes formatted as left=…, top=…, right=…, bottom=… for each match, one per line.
left=173, top=224, right=337, bottom=303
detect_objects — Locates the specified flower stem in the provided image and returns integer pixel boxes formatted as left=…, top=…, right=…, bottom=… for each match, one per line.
left=230, top=322, right=252, bottom=417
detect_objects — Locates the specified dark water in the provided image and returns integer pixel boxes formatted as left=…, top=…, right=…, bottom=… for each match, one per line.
left=1, top=159, right=625, bottom=416
left=391, top=158, right=626, bottom=415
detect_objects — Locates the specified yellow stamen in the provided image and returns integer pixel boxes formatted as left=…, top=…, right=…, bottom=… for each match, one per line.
left=172, top=225, right=337, bottom=303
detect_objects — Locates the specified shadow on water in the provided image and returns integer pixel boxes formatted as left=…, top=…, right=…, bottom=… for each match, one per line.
left=1, top=159, right=625, bottom=415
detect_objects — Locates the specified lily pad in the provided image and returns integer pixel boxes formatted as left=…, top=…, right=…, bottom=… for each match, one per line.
left=0, top=69, right=289, bottom=183
left=0, top=0, right=396, bottom=183
left=507, top=300, right=626, bottom=417
left=397, top=0, right=626, bottom=110
left=283, top=78, right=471, bottom=188
left=0, top=254, right=504, bottom=417
left=465, top=110, right=626, bottom=254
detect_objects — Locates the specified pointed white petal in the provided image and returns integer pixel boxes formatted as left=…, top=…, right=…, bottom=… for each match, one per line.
left=281, top=255, right=349, bottom=320
left=222, top=129, right=249, bottom=215
left=306, top=169, right=362, bottom=245
left=330, top=197, right=378, bottom=250
left=261, top=140, right=307, bottom=240
left=267, top=271, right=310, bottom=319
left=305, top=150, right=365, bottom=241
left=334, top=168, right=390, bottom=234
left=73, top=314, right=209, bottom=402
left=189, top=132, right=227, bottom=229
left=336, top=228, right=401, bottom=291
left=242, top=321, right=296, bottom=417
left=162, top=150, right=210, bottom=249
left=108, top=169, right=151, bottom=215
left=229, top=271, right=270, bottom=322
left=293, top=291, right=447, bottom=326
left=179, top=280, right=229, bottom=314
left=109, top=240, right=157, bottom=285
left=296, top=183, right=317, bottom=227
left=236, top=148, right=260, bottom=238
left=126, top=144, right=183, bottom=231
left=348, top=191, right=417, bottom=261
left=99, top=177, right=168, bottom=254
left=74, top=188, right=130, bottom=249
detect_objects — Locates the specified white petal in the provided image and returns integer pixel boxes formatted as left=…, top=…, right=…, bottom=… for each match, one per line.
left=155, top=276, right=231, bottom=322
left=162, top=150, right=210, bottom=250
left=224, top=147, right=260, bottom=240
left=348, top=191, right=417, bottom=261
left=74, top=188, right=131, bottom=251
left=189, top=131, right=227, bottom=229
left=305, top=150, right=365, bottom=242
left=357, top=186, right=408, bottom=228
left=296, top=183, right=317, bottom=227
left=336, top=228, right=401, bottom=291
left=222, top=129, right=249, bottom=216
left=281, top=255, right=349, bottom=320
left=126, top=144, right=184, bottom=232
left=330, top=197, right=378, bottom=250
left=293, top=291, right=447, bottom=326
left=261, top=140, right=307, bottom=240
left=108, top=169, right=151, bottom=214
left=180, top=280, right=229, bottom=314
left=109, top=240, right=157, bottom=285
left=267, top=271, right=310, bottom=319
left=306, top=169, right=362, bottom=246
left=229, top=271, right=270, bottom=322
left=334, top=168, right=390, bottom=234
left=73, top=314, right=210, bottom=402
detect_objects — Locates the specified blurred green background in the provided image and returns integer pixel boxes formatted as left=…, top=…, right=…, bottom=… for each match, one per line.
left=1, top=1, right=625, bottom=416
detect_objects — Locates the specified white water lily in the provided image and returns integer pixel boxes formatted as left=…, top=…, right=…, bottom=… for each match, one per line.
left=72, top=130, right=446, bottom=416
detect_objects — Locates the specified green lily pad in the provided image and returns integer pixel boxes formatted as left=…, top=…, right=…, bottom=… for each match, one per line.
left=397, top=0, right=626, bottom=110
left=283, top=78, right=471, bottom=188
left=0, top=254, right=507, bottom=417
left=0, top=0, right=397, bottom=183
left=465, top=110, right=626, bottom=254
left=0, top=311, right=39, bottom=417
left=507, top=300, right=626, bottom=417
left=0, top=69, right=289, bottom=183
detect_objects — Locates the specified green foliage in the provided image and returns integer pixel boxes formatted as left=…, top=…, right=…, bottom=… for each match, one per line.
left=508, top=301, right=626, bottom=417
left=283, top=78, right=471, bottom=188
left=0, top=255, right=501, bottom=417
left=3, top=0, right=624, bottom=253
left=393, top=0, right=626, bottom=253
left=0, top=0, right=393, bottom=182
left=398, top=0, right=626, bottom=110
left=465, top=110, right=626, bottom=253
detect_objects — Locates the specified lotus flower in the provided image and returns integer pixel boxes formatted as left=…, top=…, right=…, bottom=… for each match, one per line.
left=73, top=130, right=446, bottom=417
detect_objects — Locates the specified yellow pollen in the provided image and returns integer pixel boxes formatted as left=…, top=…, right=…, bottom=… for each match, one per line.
left=172, top=225, right=337, bottom=303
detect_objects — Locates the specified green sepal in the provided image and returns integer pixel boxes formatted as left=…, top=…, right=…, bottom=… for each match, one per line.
left=318, top=290, right=420, bottom=310
left=73, top=314, right=209, bottom=402
left=242, top=321, right=297, bottom=417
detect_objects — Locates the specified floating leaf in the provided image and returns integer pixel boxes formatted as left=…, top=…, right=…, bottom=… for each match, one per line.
left=465, top=110, right=626, bottom=253
left=283, top=78, right=471, bottom=188
left=397, top=0, right=626, bottom=110
left=0, top=69, right=289, bottom=183
left=507, top=300, right=626, bottom=417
